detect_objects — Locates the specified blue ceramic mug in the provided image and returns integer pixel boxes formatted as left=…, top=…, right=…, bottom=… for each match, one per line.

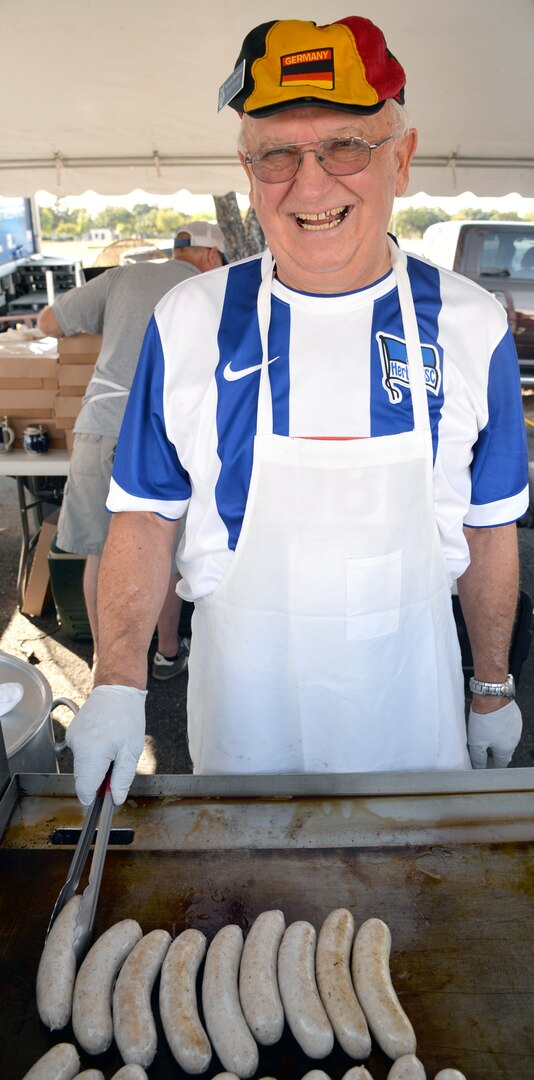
left=23, top=425, right=50, bottom=454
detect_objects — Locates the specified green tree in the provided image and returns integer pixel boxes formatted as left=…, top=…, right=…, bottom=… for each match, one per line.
left=51, top=202, right=77, bottom=224
left=452, top=209, right=526, bottom=223
left=451, top=208, right=491, bottom=221
left=93, top=206, right=135, bottom=232
left=393, top=207, right=449, bottom=238
left=75, top=209, right=92, bottom=235
left=134, top=208, right=159, bottom=236
left=155, top=208, right=187, bottom=235
left=131, top=203, right=155, bottom=219
left=115, top=220, right=136, bottom=238
left=39, top=206, right=56, bottom=237
left=488, top=211, right=522, bottom=222
left=55, top=221, right=78, bottom=238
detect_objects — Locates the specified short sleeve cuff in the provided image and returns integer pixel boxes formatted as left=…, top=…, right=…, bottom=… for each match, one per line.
left=464, top=485, right=529, bottom=527
left=106, top=476, right=189, bottom=521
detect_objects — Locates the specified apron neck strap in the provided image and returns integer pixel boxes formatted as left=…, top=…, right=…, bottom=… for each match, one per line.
left=257, top=249, right=276, bottom=435
left=388, top=238, right=430, bottom=432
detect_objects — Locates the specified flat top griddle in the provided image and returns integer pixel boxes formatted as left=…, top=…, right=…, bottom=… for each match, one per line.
left=1, top=771, right=534, bottom=1080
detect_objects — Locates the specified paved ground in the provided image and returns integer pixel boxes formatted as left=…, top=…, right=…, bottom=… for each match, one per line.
left=1, top=415, right=534, bottom=776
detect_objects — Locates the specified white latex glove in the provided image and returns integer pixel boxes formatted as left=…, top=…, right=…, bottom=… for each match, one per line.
left=467, top=699, right=522, bottom=769
left=65, top=684, right=147, bottom=806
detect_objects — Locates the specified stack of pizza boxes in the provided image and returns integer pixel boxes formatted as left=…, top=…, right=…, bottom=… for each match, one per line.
left=54, top=334, right=101, bottom=451
left=0, top=333, right=101, bottom=452
left=0, top=335, right=64, bottom=448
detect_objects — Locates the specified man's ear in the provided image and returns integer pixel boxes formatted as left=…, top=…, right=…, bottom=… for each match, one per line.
left=207, top=246, right=221, bottom=269
left=394, top=128, right=418, bottom=198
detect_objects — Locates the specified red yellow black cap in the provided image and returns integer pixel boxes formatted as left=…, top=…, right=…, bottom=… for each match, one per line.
left=220, top=16, right=406, bottom=118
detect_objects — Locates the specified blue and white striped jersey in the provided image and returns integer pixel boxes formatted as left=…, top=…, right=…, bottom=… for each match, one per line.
left=108, top=250, right=529, bottom=600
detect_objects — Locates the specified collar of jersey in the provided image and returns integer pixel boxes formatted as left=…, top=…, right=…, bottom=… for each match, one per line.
left=271, top=267, right=396, bottom=311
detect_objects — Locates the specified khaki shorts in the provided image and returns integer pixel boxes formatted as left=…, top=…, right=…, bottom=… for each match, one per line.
left=57, top=432, right=186, bottom=559
left=57, top=434, right=116, bottom=555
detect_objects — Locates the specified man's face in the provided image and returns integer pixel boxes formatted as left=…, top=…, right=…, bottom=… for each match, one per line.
left=240, top=105, right=417, bottom=294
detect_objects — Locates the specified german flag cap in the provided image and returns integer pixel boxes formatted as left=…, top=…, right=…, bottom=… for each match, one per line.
left=220, top=17, right=406, bottom=117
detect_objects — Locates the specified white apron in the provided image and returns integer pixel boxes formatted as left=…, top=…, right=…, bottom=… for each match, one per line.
left=187, top=241, right=470, bottom=774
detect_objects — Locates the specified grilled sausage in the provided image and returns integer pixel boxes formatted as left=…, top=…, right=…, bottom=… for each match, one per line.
left=387, top=1055, right=426, bottom=1079
left=21, top=1042, right=80, bottom=1080
left=316, top=908, right=372, bottom=1059
left=202, top=924, right=259, bottom=1078
left=434, top=1072, right=467, bottom=1080
left=342, top=1069, right=374, bottom=1080
left=36, top=895, right=81, bottom=1030
left=351, top=918, right=416, bottom=1060
left=72, top=919, right=142, bottom=1054
left=113, top=928, right=171, bottom=1067
left=239, top=909, right=285, bottom=1045
left=278, top=920, right=334, bottom=1059
left=72, top=1072, right=104, bottom=1079
left=159, top=927, right=211, bottom=1073
left=110, top=1068, right=149, bottom=1080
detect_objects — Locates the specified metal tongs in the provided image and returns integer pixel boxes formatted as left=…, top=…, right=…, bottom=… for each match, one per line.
left=46, top=766, right=115, bottom=961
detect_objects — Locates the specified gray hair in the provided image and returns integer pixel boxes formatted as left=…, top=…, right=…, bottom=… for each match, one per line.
left=387, top=99, right=411, bottom=137
left=237, top=116, right=253, bottom=156
left=238, top=98, right=411, bottom=155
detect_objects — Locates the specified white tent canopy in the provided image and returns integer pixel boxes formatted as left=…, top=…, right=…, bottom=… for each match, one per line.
left=2, top=0, right=534, bottom=199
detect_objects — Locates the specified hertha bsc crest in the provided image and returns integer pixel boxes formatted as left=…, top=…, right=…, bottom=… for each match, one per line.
left=377, top=332, right=442, bottom=404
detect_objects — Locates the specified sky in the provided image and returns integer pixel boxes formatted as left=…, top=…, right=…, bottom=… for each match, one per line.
left=36, top=187, right=534, bottom=218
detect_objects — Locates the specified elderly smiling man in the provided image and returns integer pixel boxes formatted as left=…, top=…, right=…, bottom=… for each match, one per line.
left=66, top=15, right=528, bottom=805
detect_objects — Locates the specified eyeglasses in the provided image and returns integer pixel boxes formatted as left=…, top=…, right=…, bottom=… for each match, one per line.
left=244, top=135, right=396, bottom=184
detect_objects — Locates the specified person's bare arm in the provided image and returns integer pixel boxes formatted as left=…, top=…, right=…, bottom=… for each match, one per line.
left=37, top=305, right=64, bottom=338
left=94, top=510, right=180, bottom=689
left=456, top=523, right=519, bottom=713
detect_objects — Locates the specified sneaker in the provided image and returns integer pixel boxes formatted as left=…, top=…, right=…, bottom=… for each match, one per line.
left=152, top=643, right=189, bottom=681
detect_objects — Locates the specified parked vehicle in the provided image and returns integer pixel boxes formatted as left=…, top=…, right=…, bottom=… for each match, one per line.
left=421, top=220, right=534, bottom=384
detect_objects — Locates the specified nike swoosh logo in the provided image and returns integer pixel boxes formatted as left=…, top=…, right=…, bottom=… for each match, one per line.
left=223, top=356, right=280, bottom=381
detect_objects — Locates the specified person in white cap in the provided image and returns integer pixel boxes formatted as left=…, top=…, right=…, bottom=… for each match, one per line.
left=37, top=220, right=227, bottom=678
left=65, top=16, right=528, bottom=806
left=172, top=220, right=229, bottom=268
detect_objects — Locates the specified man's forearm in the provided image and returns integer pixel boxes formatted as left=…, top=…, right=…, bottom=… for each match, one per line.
left=94, top=511, right=179, bottom=688
left=456, top=523, right=519, bottom=712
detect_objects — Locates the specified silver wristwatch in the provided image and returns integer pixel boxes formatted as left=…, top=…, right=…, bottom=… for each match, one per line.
left=469, top=674, right=515, bottom=699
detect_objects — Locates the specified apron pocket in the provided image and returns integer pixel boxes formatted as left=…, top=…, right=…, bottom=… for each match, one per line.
left=346, top=551, right=402, bottom=640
